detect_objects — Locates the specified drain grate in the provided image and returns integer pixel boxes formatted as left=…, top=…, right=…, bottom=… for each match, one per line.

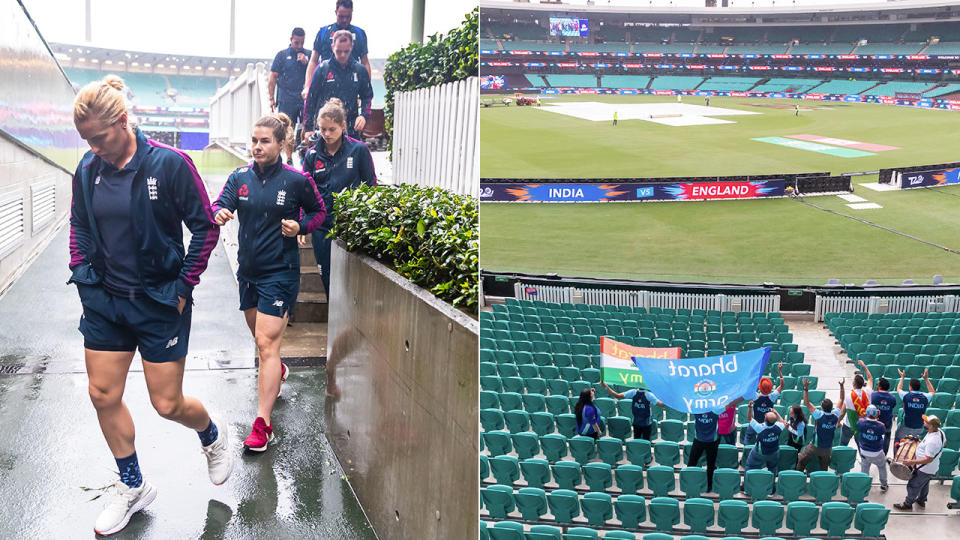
left=0, top=363, right=25, bottom=375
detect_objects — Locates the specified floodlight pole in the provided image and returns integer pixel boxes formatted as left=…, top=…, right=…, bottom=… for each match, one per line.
left=85, top=0, right=91, bottom=42
left=229, top=0, right=236, bottom=55
left=411, top=0, right=425, bottom=44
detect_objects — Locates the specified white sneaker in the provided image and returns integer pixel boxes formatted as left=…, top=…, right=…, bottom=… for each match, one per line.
left=201, top=421, right=234, bottom=485
left=94, top=480, right=157, bottom=536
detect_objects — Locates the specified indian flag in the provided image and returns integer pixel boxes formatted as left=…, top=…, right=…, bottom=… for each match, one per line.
left=601, top=336, right=681, bottom=389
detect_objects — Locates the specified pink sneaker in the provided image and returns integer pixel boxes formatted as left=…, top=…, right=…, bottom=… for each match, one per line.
left=243, top=417, right=274, bottom=452
left=278, top=362, right=288, bottom=398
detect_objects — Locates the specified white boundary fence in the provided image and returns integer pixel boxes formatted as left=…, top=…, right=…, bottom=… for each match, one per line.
left=392, top=77, right=478, bottom=196
left=513, top=283, right=781, bottom=313
left=209, top=62, right=271, bottom=148
left=815, top=294, right=959, bottom=321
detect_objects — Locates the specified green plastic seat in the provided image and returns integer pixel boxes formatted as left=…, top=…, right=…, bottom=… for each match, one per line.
left=625, top=439, right=652, bottom=466
left=546, top=489, right=580, bottom=524
left=520, top=458, right=550, bottom=489
left=819, top=501, right=855, bottom=536
left=717, top=499, right=749, bottom=535
left=539, top=434, right=568, bottom=462
left=481, top=485, right=515, bottom=518
left=808, top=470, right=840, bottom=503
left=481, top=408, right=505, bottom=431
left=551, top=460, right=581, bottom=490
left=716, top=443, right=740, bottom=469
left=943, top=427, right=960, bottom=451
left=546, top=381, right=571, bottom=400
left=614, top=494, right=646, bottom=528
left=679, top=466, right=708, bottom=498
left=479, top=520, right=489, bottom=540
left=784, top=501, right=819, bottom=537
left=683, top=497, right=715, bottom=533
left=502, top=376, right=525, bottom=394
left=640, top=534, right=672, bottom=540
left=607, top=416, right=632, bottom=441
left=480, top=390, right=499, bottom=409
left=510, top=433, right=539, bottom=460
left=499, top=392, right=523, bottom=412
left=489, top=521, right=524, bottom=540
left=556, top=414, right=577, bottom=438
left=483, top=431, right=511, bottom=456
left=565, top=527, right=599, bottom=539
left=596, top=437, right=624, bottom=467
left=514, top=487, right=548, bottom=520
left=776, top=470, right=807, bottom=503
left=854, top=502, right=890, bottom=536
left=580, top=492, right=613, bottom=526
left=659, top=419, right=685, bottom=442
left=777, top=445, right=798, bottom=472
left=829, top=446, right=856, bottom=474
left=744, top=469, right=775, bottom=501
left=713, top=468, right=741, bottom=499
left=840, top=471, right=872, bottom=504
left=614, top=463, right=644, bottom=494
left=751, top=500, right=785, bottom=536
left=503, top=410, right=530, bottom=434
left=530, top=412, right=556, bottom=437
left=937, top=448, right=959, bottom=477
left=653, top=441, right=680, bottom=467
left=602, top=530, right=637, bottom=540
left=646, top=465, right=676, bottom=497
left=582, top=462, right=613, bottom=492
left=545, top=394, right=569, bottom=415
left=489, top=455, right=520, bottom=485
left=648, top=496, right=681, bottom=532
left=527, top=525, right=562, bottom=540
left=523, top=392, right=547, bottom=413
left=569, top=436, right=597, bottom=464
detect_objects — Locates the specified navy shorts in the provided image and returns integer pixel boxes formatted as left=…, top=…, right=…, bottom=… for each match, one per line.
left=277, top=98, right=303, bottom=128
left=77, top=284, right=191, bottom=363
left=239, top=279, right=298, bottom=318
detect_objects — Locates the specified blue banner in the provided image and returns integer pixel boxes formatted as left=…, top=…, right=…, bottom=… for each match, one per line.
left=630, top=348, right=771, bottom=414
left=901, top=168, right=960, bottom=189
left=479, top=181, right=785, bottom=202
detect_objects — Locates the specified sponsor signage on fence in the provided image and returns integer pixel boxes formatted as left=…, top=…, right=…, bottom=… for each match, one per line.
left=600, top=337, right=681, bottom=388
left=631, top=347, right=770, bottom=413
left=479, top=180, right=785, bottom=202
left=901, top=168, right=960, bottom=188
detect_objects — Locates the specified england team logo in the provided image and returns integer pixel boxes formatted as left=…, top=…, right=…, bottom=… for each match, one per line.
left=146, top=177, right=158, bottom=200
left=276, top=190, right=286, bottom=205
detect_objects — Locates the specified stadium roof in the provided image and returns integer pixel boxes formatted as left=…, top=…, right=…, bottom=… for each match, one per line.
left=480, top=0, right=960, bottom=24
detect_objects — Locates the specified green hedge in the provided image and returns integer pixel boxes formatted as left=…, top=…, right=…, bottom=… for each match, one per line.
left=383, top=8, right=478, bottom=155
left=331, top=184, right=478, bottom=312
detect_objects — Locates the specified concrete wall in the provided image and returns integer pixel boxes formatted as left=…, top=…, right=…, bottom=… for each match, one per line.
left=325, top=240, right=478, bottom=540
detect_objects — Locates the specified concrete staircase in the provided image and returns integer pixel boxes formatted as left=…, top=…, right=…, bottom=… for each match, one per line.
left=278, top=235, right=329, bottom=364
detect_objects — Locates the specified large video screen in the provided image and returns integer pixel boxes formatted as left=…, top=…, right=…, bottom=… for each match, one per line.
left=549, top=17, right=590, bottom=37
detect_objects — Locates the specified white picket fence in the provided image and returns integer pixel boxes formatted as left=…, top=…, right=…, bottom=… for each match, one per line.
left=814, top=294, right=959, bottom=321
left=209, top=62, right=271, bottom=148
left=514, top=283, right=781, bottom=313
left=392, top=77, right=478, bottom=197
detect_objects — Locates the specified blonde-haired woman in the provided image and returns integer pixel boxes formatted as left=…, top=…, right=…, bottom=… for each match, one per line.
left=69, top=75, right=231, bottom=535
left=213, top=112, right=325, bottom=452
left=301, top=98, right=376, bottom=296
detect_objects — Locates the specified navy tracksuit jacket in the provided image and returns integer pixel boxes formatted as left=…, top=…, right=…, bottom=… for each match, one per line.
left=68, top=128, right=219, bottom=306
left=213, top=158, right=325, bottom=283
left=303, top=58, right=373, bottom=138
left=302, top=134, right=376, bottom=229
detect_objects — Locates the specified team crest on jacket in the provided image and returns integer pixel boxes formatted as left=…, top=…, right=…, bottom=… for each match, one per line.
left=276, top=190, right=286, bottom=205
left=353, top=73, right=358, bottom=82
left=239, top=184, right=249, bottom=196
left=146, top=177, right=159, bottom=200
left=315, top=159, right=326, bottom=171
left=346, top=157, right=353, bottom=169
left=326, top=71, right=335, bottom=81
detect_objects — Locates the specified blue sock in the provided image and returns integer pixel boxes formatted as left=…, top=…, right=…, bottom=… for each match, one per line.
left=116, top=452, right=142, bottom=489
left=198, top=419, right=219, bottom=447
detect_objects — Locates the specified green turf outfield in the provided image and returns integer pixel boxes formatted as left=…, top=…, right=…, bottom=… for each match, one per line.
left=479, top=178, right=960, bottom=285
left=480, top=95, right=960, bottom=178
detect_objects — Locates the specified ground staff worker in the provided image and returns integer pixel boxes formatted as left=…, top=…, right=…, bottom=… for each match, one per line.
left=70, top=75, right=231, bottom=536
left=301, top=98, right=376, bottom=295
left=270, top=27, right=310, bottom=165
left=303, top=0, right=370, bottom=99
left=303, top=29, right=373, bottom=141
left=213, top=113, right=326, bottom=452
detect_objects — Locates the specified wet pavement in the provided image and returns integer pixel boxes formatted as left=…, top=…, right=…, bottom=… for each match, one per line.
left=0, top=223, right=375, bottom=538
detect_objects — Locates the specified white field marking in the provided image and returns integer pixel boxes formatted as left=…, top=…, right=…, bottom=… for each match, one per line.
left=846, top=202, right=883, bottom=209
left=838, top=194, right=867, bottom=202
left=859, top=182, right=900, bottom=192
left=539, top=101, right=760, bottom=126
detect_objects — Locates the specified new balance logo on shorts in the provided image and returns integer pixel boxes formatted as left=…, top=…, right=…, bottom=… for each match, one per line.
left=273, top=300, right=284, bottom=307
left=165, top=337, right=179, bottom=349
